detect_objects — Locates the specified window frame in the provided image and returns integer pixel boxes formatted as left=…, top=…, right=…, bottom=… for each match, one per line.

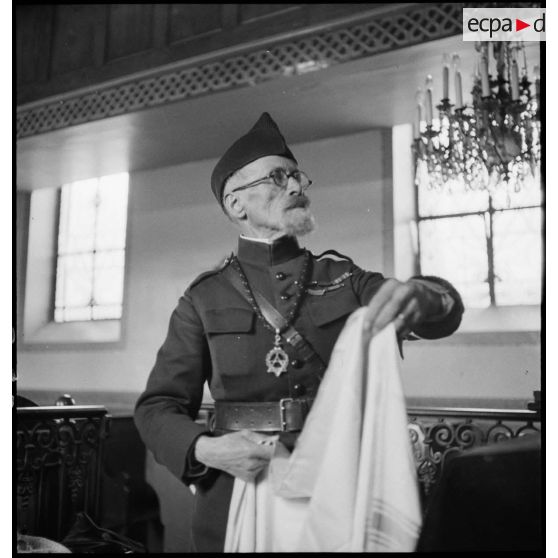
left=19, top=185, right=131, bottom=349
left=392, top=123, right=541, bottom=339
left=415, top=188, right=542, bottom=308
left=53, top=175, right=129, bottom=324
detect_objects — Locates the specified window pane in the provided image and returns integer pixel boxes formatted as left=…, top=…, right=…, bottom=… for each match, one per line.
left=59, top=179, right=98, bottom=254
left=93, top=250, right=125, bottom=306
left=419, top=215, right=490, bottom=308
left=493, top=208, right=542, bottom=306
left=491, top=174, right=542, bottom=210
left=55, top=173, right=129, bottom=323
left=417, top=161, right=489, bottom=217
left=96, top=173, right=129, bottom=250
left=56, top=253, right=94, bottom=308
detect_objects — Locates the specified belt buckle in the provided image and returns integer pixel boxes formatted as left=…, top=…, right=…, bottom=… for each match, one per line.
left=279, top=398, right=293, bottom=431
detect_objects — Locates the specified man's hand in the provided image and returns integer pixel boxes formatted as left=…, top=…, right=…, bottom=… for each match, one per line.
left=363, top=278, right=444, bottom=337
left=194, top=430, right=278, bottom=482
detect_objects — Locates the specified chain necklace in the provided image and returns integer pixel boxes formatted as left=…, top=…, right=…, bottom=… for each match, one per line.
left=230, top=251, right=311, bottom=377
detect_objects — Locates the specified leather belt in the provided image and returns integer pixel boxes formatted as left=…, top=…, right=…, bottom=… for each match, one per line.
left=213, top=398, right=314, bottom=432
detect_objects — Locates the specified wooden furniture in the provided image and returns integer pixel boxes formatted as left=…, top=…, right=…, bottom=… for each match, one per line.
left=99, top=415, right=164, bottom=552
left=406, top=406, right=541, bottom=510
left=16, top=405, right=109, bottom=541
left=416, top=433, right=542, bottom=551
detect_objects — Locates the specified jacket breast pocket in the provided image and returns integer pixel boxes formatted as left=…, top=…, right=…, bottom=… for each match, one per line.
left=307, top=288, right=361, bottom=327
left=204, top=307, right=255, bottom=335
left=204, top=307, right=256, bottom=378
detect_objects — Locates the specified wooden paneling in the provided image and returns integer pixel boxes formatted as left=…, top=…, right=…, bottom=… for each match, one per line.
left=238, top=4, right=299, bottom=24
left=106, top=4, right=155, bottom=61
left=152, top=4, right=170, bottom=48
left=168, top=4, right=222, bottom=44
left=17, top=4, right=391, bottom=104
left=305, top=3, right=390, bottom=26
left=16, top=5, right=54, bottom=87
left=221, top=4, right=240, bottom=30
left=50, top=5, right=108, bottom=76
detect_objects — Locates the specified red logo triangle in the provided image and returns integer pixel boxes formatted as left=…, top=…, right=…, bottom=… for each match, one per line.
left=516, top=18, right=530, bottom=32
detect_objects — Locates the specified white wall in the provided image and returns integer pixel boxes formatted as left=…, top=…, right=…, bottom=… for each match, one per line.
left=402, top=337, right=540, bottom=403
left=17, top=128, right=540, bottom=407
left=17, top=130, right=389, bottom=396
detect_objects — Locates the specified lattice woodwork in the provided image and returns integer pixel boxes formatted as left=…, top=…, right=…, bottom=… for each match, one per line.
left=17, top=3, right=463, bottom=139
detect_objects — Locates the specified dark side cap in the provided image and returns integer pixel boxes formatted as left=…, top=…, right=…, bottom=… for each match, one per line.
left=211, top=112, right=297, bottom=204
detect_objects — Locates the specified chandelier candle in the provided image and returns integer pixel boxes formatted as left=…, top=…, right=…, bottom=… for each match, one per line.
left=425, top=75, right=433, bottom=125
left=413, top=106, right=420, bottom=139
left=455, top=71, right=463, bottom=108
left=452, top=54, right=463, bottom=108
left=480, top=55, right=490, bottom=96
left=414, top=88, right=424, bottom=138
left=510, top=60, right=519, bottom=101
left=442, top=54, right=450, bottom=99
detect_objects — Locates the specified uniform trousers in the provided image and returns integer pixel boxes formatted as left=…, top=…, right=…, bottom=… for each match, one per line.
left=190, top=471, right=235, bottom=553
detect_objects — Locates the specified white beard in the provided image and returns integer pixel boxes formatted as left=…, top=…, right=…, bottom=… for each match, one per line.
left=281, top=207, right=316, bottom=237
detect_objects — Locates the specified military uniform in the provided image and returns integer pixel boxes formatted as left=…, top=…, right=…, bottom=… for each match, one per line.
left=134, top=235, right=463, bottom=552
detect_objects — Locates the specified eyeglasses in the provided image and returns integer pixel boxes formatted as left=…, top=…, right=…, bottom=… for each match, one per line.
left=229, top=168, right=312, bottom=194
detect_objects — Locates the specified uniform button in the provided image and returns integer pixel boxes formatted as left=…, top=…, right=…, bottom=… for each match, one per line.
left=280, top=294, right=290, bottom=301
left=275, top=272, right=286, bottom=280
left=293, top=383, right=306, bottom=396
left=291, top=359, right=302, bottom=369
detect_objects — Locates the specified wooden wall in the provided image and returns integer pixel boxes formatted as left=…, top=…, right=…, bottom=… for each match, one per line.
left=16, top=4, right=386, bottom=104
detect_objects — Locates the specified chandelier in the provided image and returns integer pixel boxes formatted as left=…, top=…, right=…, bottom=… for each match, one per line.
left=412, top=41, right=540, bottom=194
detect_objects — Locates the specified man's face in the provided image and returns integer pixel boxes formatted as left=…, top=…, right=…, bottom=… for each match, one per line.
left=224, top=155, right=315, bottom=239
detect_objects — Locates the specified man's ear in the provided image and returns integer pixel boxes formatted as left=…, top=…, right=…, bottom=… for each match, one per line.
left=223, top=192, right=246, bottom=220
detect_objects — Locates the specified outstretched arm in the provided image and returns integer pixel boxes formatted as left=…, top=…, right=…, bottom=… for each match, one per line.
left=362, top=276, right=463, bottom=339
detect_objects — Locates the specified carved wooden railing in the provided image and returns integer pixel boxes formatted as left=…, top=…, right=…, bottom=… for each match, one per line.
left=197, top=403, right=541, bottom=511
left=16, top=405, right=110, bottom=541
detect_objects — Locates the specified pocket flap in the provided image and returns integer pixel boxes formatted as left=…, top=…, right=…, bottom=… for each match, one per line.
left=205, top=307, right=255, bottom=334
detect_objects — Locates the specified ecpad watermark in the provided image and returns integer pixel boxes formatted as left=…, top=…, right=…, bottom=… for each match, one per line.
left=463, top=8, right=545, bottom=42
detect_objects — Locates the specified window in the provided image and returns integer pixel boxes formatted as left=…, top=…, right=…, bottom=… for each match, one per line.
left=415, top=163, right=542, bottom=309
left=54, top=173, right=129, bottom=322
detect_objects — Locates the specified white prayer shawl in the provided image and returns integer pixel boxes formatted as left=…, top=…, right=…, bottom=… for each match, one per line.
left=224, top=310, right=422, bottom=552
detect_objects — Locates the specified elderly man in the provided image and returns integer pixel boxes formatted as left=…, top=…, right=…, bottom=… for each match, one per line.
left=134, top=113, right=464, bottom=552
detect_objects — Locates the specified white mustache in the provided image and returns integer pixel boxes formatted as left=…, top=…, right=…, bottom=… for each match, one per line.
left=285, top=196, right=310, bottom=209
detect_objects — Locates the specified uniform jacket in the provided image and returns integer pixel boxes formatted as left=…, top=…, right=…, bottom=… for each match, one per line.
left=134, top=235, right=464, bottom=483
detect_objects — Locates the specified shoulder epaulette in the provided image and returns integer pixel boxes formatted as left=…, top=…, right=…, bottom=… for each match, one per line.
left=189, top=252, right=234, bottom=289
left=314, top=249, right=354, bottom=264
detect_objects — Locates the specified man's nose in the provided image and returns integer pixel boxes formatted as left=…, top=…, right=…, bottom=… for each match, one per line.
left=286, top=176, right=303, bottom=195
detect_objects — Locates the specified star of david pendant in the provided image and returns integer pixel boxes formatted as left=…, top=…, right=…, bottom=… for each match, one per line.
left=265, top=331, right=289, bottom=377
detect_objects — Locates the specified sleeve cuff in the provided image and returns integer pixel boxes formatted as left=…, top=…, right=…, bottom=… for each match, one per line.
left=408, top=278, right=455, bottom=322
left=407, top=275, right=464, bottom=339
left=182, top=431, right=212, bottom=484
